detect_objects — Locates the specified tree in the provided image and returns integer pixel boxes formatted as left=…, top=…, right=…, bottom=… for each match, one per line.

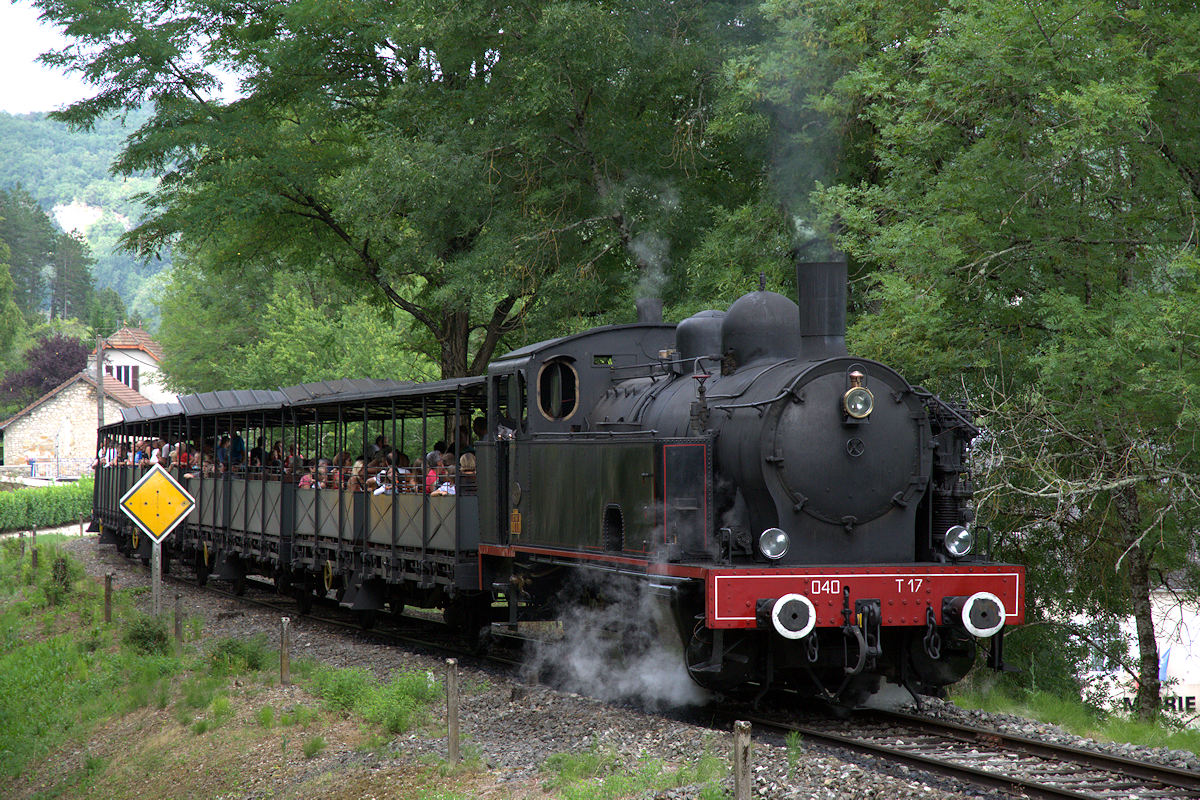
left=37, top=0, right=764, bottom=377
left=737, top=0, right=1200, bottom=717
left=156, top=255, right=435, bottom=392
left=0, top=334, right=89, bottom=413
left=0, top=187, right=55, bottom=315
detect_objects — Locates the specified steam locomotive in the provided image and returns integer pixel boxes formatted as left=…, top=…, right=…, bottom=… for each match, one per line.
left=93, top=259, right=1023, bottom=703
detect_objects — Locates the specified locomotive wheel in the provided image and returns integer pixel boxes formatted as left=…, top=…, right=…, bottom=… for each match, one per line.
left=275, top=571, right=293, bottom=596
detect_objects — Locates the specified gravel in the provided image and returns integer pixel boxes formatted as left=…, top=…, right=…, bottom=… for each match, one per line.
left=50, top=529, right=1196, bottom=798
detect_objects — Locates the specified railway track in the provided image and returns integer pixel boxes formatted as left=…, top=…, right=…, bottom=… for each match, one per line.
left=736, top=708, right=1200, bottom=799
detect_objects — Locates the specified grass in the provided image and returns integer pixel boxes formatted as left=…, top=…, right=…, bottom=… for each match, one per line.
left=308, top=665, right=443, bottom=734
left=541, top=740, right=727, bottom=800
left=0, top=538, right=478, bottom=799
left=953, top=684, right=1200, bottom=756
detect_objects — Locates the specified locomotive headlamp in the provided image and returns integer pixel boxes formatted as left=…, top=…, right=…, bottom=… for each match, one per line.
left=759, top=527, right=790, bottom=560
left=843, top=387, right=874, bottom=419
left=944, top=525, right=974, bottom=558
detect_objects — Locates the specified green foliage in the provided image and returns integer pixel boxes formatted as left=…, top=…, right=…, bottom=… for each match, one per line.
left=158, top=264, right=436, bottom=392
left=309, top=665, right=373, bottom=712
left=0, top=111, right=168, bottom=316
left=122, top=613, right=170, bottom=656
left=541, top=741, right=727, bottom=799
left=0, top=478, right=94, bottom=533
left=36, top=0, right=770, bottom=377
left=256, top=705, right=275, bottom=729
left=302, top=735, right=327, bottom=759
left=209, top=635, right=272, bottom=676
left=0, top=545, right=185, bottom=778
left=953, top=684, right=1200, bottom=757
left=308, top=665, right=441, bottom=734
left=278, top=705, right=318, bottom=727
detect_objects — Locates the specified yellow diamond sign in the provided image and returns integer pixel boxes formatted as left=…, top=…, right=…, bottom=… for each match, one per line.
left=119, top=464, right=195, bottom=544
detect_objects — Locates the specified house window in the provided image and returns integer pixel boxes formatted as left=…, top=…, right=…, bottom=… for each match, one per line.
left=106, top=365, right=140, bottom=392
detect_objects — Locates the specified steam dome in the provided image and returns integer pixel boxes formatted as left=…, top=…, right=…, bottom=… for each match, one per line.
left=676, top=310, right=726, bottom=361
left=720, top=291, right=800, bottom=368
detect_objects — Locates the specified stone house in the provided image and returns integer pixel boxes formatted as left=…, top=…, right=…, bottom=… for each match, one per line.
left=0, top=373, right=151, bottom=475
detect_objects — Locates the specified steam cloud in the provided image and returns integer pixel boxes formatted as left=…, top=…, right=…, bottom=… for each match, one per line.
left=520, top=572, right=710, bottom=711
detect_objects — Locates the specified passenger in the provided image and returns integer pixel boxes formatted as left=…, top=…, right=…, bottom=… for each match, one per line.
left=472, top=416, right=488, bottom=443
left=230, top=431, right=245, bottom=465
left=347, top=460, right=368, bottom=492
left=408, top=458, right=424, bottom=493
left=297, top=459, right=315, bottom=488
left=216, top=435, right=230, bottom=465
left=250, top=437, right=265, bottom=467
left=372, top=467, right=395, bottom=496
left=458, top=452, right=477, bottom=495
left=371, top=435, right=388, bottom=456
left=315, top=458, right=332, bottom=489
left=424, top=453, right=441, bottom=493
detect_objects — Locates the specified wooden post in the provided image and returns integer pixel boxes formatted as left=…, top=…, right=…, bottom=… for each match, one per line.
left=104, top=573, right=113, bottom=623
left=733, top=720, right=751, bottom=800
left=174, top=593, right=184, bottom=651
left=30, top=546, right=38, bottom=571
left=79, top=515, right=85, bottom=537
left=446, top=658, right=460, bottom=765
left=18, top=533, right=24, bottom=559
left=30, top=527, right=36, bottom=547
left=280, top=617, right=291, bottom=686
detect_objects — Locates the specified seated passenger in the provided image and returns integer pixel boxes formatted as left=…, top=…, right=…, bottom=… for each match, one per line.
left=347, top=460, right=368, bottom=492
left=373, top=467, right=396, bottom=495
left=457, top=453, right=478, bottom=495
left=424, top=453, right=441, bottom=493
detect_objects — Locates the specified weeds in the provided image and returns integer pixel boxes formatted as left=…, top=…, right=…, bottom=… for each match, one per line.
left=210, top=635, right=272, bottom=676
left=302, top=736, right=327, bottom=758
left=309, top=666, right=441, bottom=734
left=122, top=614, right=170, bottom=656
left=541, top=740, right=726, bottom=799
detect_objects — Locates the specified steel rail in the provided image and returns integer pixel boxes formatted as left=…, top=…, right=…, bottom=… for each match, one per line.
left=730, top=709, right=1200, bottom=800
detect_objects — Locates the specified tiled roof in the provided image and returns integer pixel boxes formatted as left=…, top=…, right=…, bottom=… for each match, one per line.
left=0, top=372, right=152, bottom=431
left=98, top=326, right=164, bottom=362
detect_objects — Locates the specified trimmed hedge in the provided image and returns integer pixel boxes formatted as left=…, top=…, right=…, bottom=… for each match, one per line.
left=0, top=479, right=93, bottom=532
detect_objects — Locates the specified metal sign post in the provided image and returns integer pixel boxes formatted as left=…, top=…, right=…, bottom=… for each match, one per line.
left=119, top=464, right=195, bottom=617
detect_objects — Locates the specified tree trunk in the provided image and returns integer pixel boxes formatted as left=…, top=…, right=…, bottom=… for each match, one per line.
left=440, top=311, right=471, bottom=379
left=1118, top=485, right=1160, bottom=721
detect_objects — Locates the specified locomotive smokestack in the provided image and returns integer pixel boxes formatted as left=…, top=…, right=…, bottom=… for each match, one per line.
left=636, top=297, right=663, bottom=324
left=796, top=256, right=848, bottom=360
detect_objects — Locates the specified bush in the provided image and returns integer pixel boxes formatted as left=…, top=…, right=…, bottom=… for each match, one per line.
left=210, top=635, right=271, bottom=676
left=0, top=479, right=93, bottom=532
left=122, top=614, right=169, bottom=656
left=309, top=666, right=372, bottom=711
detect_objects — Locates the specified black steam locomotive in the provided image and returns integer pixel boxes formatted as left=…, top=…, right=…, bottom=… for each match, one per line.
left=93, top=259, right=1023, bottom=703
